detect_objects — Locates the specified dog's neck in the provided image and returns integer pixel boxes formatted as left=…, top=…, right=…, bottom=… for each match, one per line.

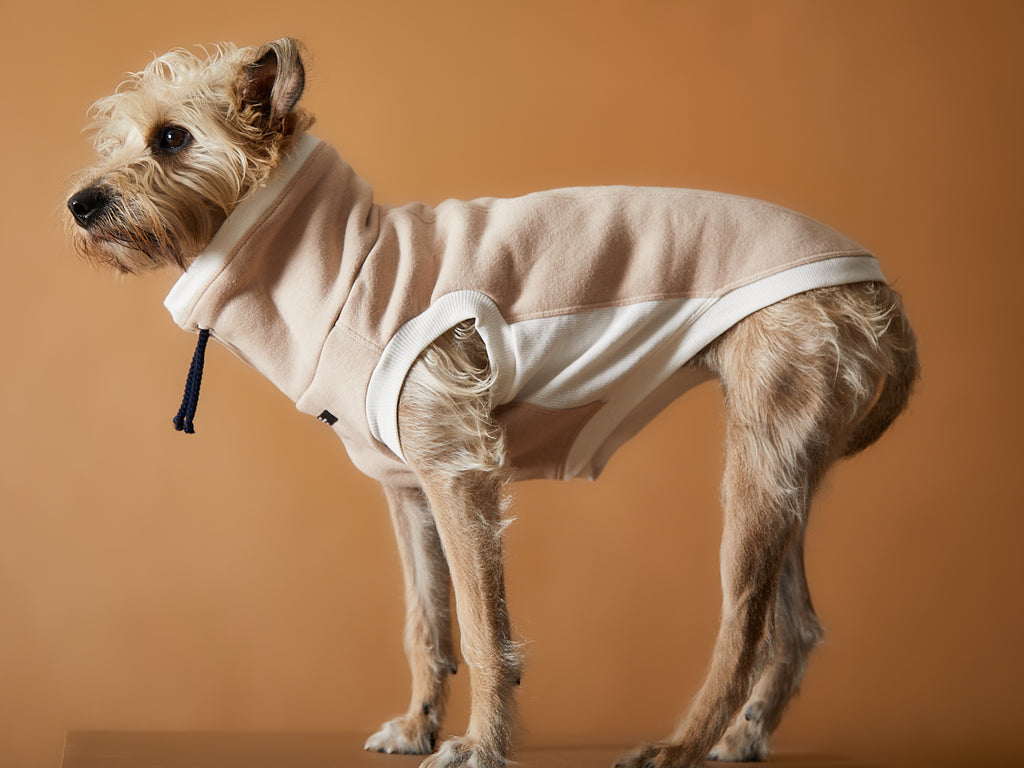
left=166, top=133, right=323, bottom=317
left=163, top=134, right=381, bottom=402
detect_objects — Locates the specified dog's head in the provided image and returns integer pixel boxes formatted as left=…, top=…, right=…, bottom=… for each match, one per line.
left=66, top=38, right=313, bottom=273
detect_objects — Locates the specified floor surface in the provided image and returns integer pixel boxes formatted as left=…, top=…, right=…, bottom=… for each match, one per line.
left=61, top=731, right=892, bottom=768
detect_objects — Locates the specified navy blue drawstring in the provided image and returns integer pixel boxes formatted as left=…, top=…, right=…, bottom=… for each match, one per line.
left=172, top=328, right=210, bottom=434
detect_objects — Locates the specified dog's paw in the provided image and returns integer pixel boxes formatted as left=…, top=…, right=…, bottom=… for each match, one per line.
left=419, top=736, right=507, bottom=768
left=614, top=743, right=660, bottom=768
left=364, top=715, right=437, bottom=755
left=707, top=731, right=768, bottom=763
left=614, top=742, right=695, bottom=768
left=707, top=704, right=769, bottom=762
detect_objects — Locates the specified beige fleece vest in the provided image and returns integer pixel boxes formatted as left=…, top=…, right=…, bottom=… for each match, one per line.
left=166, top=135, right=884, bottom=488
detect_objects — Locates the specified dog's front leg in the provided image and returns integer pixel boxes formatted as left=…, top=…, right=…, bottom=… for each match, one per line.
left=365, top=485, right=457, bottom=755
left=414, top=470, right=519, bottom=768
left=397, top=324, right=522, bottom=768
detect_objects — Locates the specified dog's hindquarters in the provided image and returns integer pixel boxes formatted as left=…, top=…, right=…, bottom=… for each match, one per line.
left=620, top=281, right=917, bottom=767
left=712, top=282, right=917, bottom=762
left=841, top=288, right=920, bottom=459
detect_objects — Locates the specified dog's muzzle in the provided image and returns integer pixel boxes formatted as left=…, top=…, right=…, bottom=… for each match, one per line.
left=68, top=186, right=110, bottom=228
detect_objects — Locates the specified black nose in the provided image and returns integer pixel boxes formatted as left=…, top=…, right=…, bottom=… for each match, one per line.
left=68, top=186, right=109, bottom=228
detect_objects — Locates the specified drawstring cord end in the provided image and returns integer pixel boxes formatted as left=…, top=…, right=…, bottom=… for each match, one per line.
left=173, top=328, right=211, bottom=434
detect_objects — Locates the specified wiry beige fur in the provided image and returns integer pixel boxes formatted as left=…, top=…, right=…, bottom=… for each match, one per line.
left=67, top=40, right=312, bottom=272
left=66, top=38, right=919, bottom=768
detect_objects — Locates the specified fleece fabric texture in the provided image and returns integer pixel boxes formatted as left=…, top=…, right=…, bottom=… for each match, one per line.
left=166, top=135, right=885, bottom=488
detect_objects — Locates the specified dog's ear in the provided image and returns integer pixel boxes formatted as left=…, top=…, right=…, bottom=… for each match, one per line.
left=242, top=38, right=306, bottom=132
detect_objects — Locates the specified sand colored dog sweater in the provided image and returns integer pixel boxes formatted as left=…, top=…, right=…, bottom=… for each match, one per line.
left=165, top=135, right=884, bottom=488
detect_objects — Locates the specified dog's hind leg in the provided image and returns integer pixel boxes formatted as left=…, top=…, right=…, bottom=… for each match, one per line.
left=398, top=322, right=522, bottom=768
left=705, top=283, right=916, bottom=762
left=618, top=284, right=916, bottom=768
left=365, top=485, right=457, bottom=755
left=617, top=293, right=856, bottom=768
left=708, top=531, right=823, bottom=761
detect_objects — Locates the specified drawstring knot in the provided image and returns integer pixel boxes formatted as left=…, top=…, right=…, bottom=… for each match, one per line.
left=172, top=328, right=210, bottom=434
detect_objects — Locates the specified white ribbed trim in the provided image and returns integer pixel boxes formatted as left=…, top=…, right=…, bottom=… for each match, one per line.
left=164, top=134, right=322, bottom=327
left=368, top=254, right=884, bottom=471
left=366, top=290, right=518, bottom=461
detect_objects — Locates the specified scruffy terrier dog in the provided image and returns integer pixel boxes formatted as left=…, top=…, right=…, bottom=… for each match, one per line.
left=67, top=39, right=918, bottom=768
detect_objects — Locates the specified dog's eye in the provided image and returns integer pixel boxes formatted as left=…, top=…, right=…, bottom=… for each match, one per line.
left=155, top=126, right=192, bottom=154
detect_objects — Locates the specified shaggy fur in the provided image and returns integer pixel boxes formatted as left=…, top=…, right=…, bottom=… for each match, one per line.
left=67, top=39, right=312, bottom=272
left=66, top=38, right=919, bottom=768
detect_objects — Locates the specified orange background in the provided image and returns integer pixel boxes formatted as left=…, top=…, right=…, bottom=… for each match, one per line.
left=2, top=2, right=1022, bottom=767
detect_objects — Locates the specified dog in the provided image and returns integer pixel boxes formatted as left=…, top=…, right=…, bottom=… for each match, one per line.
left=66, top=38, right=918, bottom=768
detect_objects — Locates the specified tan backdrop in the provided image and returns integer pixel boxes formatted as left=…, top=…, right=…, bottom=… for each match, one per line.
left=2, top=2, right=1021, bottom=767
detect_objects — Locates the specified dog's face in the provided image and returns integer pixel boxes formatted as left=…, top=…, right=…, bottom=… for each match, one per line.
left=66, top=38, right=311, bottom=274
